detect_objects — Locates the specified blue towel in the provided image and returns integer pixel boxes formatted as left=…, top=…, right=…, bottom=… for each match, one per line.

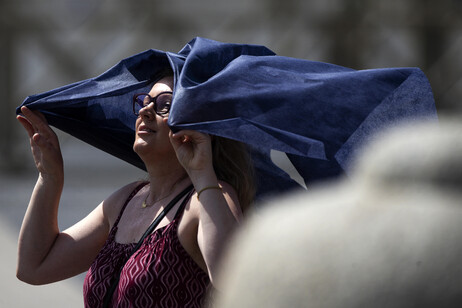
left=16, top=37, right=437, bottom=200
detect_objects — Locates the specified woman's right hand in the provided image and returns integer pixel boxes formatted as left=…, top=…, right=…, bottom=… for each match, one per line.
left=17, top=106, right=63, bottom=180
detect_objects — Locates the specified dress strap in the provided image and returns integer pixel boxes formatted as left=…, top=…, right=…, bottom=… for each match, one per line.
left=173, top=188, right=195, bottom=220
left=112, top=182, right=148, bottom=229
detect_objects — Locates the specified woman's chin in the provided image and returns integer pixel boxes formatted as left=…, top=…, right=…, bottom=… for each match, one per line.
left=133, top=136, right=176, bottom=162
left=133, top=141, right=150, bottom=156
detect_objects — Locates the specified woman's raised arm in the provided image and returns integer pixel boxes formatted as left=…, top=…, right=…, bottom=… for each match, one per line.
left=169, top=128, right=242, bottom=286
left=15, top=107, right=129, bottom=285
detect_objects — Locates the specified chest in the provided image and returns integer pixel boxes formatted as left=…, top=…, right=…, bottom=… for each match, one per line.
left=115, top=197, right=174, bottom=244
left=114, top=194, right=198, bottom=246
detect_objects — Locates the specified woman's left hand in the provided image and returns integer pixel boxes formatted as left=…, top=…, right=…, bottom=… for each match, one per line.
left=169, top=129, right=214, bottom=175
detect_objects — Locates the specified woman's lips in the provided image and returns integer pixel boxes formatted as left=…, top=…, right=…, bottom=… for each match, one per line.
left=138, top=125, right=156, bottom=134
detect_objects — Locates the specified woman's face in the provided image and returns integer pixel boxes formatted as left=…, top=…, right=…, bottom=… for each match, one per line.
left=133, top=76, right=174, bottom=159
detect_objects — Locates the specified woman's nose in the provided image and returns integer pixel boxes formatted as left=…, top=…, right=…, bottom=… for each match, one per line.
left=139, top=102, right=156, bottom=118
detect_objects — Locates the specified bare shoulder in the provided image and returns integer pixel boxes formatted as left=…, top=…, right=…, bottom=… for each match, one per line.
left=102, top=180, right=147, bottom=228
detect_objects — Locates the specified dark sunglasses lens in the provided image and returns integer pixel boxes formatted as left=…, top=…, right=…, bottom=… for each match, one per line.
left=134, top=94, right=149, bottom=114
left=155, top=93, right=172, bottom=115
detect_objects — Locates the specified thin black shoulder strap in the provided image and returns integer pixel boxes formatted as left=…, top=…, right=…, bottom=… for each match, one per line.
left=134, top=184, right=194, bottom=252
left=102, top=184, right=194, bottom=307
left=113, top=182, right=148, bottom=229
left=173, top=187, right=195, bottom=219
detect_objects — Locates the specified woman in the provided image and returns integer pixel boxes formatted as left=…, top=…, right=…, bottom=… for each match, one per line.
left=16, top=73, right=254, bottom=307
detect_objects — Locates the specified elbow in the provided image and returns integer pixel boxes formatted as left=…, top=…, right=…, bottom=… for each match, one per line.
left=16, top=270, right=30, bottom=285
left=16, top=265, right=45, bottom=285
left=16, top=268, right=34, bottom=285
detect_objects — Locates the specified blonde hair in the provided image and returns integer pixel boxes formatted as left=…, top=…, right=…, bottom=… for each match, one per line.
left=212, top=137, right=255, bottom=213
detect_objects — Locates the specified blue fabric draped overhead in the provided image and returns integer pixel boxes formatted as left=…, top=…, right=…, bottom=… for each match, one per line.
left=16, top=37, right=437, bottom=200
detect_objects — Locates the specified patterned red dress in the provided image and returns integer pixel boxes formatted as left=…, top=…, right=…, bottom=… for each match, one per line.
left=83, top=184, right=210, bottom=307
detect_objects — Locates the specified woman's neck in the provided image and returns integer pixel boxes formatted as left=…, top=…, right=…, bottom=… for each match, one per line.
left=144, top=160, right=190, bottom=202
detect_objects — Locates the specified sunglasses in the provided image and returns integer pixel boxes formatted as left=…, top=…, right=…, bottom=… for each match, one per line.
left=132, top=91, right=173, bottom=117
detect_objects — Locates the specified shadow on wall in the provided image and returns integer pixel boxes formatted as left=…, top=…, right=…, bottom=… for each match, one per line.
left=215, top=116, right=462, bottom=307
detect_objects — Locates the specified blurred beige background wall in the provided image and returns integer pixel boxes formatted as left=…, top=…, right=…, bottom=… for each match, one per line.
left=1, top=0, right=461, bottom=306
